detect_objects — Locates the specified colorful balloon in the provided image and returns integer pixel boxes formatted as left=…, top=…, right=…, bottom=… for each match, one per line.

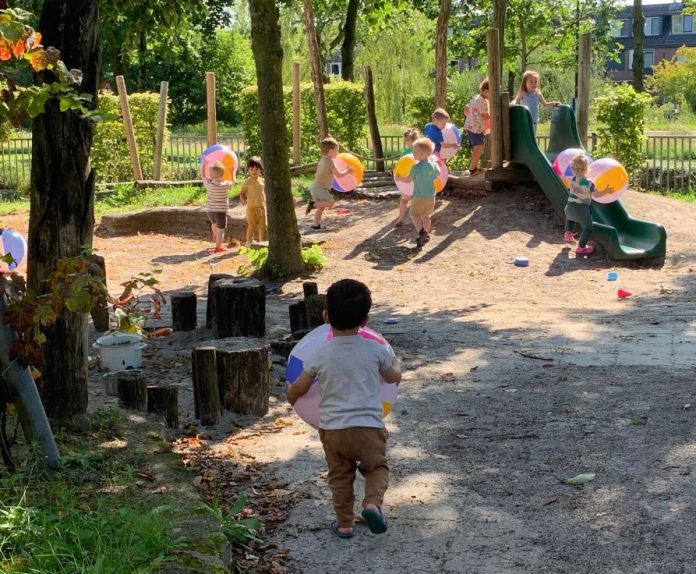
left=552, top=147, right=592, bottom=179
left=285, top=324, right=398, bottom=429
left=393, top=154, right=416, bottom=196
left=200, top=144, right=238, bottom=180
left=0, top=229, right=27, bottom=272
left=588, top=158, right=629, bottom=204
left=439, top=122, right=462, bottom=160
left=432, top=154, right=448, bottom=194
left=331, top=153, right=364, bottom=192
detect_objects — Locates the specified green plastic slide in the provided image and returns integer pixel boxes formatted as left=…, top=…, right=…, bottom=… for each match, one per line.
left=508, top=104, right=667, bottom=261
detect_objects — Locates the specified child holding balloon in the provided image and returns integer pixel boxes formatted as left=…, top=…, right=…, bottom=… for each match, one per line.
left=239, top=156, right=266, bottom=246
left=464, top=78, right=490, bottom=176
left=394, top=128, right=420, bottom=228
left=423, top=108, right=459, bottom=156
left=287, top=279, right=401, bottom=539
left=512, top=70, right=559, bottom=133
left=306, top=137, right=353, bottom=230
left=204, top=161, right=236, bottom=253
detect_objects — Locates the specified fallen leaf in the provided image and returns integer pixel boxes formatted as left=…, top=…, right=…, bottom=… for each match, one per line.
left=564, top=473, right=596, bottom=485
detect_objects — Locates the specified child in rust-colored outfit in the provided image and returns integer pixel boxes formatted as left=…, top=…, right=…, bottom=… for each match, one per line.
left=287, top=279, right=401, bottom=539
left=239, top=156, right=266, bottom=246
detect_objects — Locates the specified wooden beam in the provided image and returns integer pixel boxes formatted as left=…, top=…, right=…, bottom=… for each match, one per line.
left=577, top=33, right=592, bottom=148
left=115, top=75, right=143, bottom=181
left=487, top=29, right=503, bottom=169
left=152, top=81, right=169, bottom=180
left=206, top=71, right=217, bottom=147
left=363, top=66, right=384, bottom=172
left=501, top=92, right=511, bottom=161
left=292, top=62, right=302, bottom=166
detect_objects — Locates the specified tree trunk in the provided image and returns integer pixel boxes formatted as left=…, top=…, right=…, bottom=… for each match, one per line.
left=147, top=385, right=179, bottom=429
left=302, top=0, right=330, bottom=139
left=191, top=346, right=221, bottom=426
left=493, top=0, right=507, bottom=83
left=340, top=0, right=360, bottom=82
left=137, top=31, right=146, bottom=90
left=364, top=66, right=385, bottom=172
left=171, top=291, right=197, bottom=331
left=249, top=0, right=305, bottom=275
left=632, top=0, right=644, bottom=92
left=435, top=0, right=451, bottom=109
left=117, top=371, right=148, bottom=411
left=28, top=0, right=99, bottom=417
left=212, top=278, right=266, bottom=338
left=305, top=294, right=327, bottom=328
left=519, top=21, right=527, bottom=73
left=206, top=273, right=236, bottom=328
left=217, top=345, right=270, bottom=416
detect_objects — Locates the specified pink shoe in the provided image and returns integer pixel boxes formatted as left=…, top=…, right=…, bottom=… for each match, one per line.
left=214, top=246, right=226, bottom=253
left=575, top=245, right=594, bottom=255
left=563, top=231, right=574, bottom=243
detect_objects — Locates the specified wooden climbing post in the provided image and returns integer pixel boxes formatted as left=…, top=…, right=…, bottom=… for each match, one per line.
left=292, top=62, right=302, bottom=166
left=115, top=75, right=143, bottom=181
left=152, top=81, right=169, bottom=180
left=501, top=92, right=511, bottom=162
left=487, top=29, right=503, bottom=170
left=577, top=33, right=592, bottom=148
left=206, top=71, right=217, bottom=147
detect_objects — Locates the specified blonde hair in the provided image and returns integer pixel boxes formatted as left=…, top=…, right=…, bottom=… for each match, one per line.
left=413, top=137, right=435, bottom=155
left=479, top=78, right=489, bottom=92
left=431, top=108, right=450, bottom=121
left=209, top=161, right=225, bottom=178
left=571, top=153, right=590, bottom=177
left=403, top=128, right=420, bottom=146
left=517, top=70, right=541, bottom=100
left=320, top=137, right=339, bottom=154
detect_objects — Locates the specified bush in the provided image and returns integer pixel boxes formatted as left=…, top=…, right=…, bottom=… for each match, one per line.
left=92, top=92, right=166, bottom=183
left=594, top=84, right=652, bottom=174
left=240, top=80, right=367, bottom=164
left=648, top=46, right=696, bottom=112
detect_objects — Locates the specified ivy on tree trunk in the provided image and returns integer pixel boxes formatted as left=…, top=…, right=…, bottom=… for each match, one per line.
left=248, top=0, right=304, bottom=276
left=28, top=0, right=99, bottom=417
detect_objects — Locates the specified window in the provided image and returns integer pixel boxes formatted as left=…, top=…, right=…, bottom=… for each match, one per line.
left=449, top=59, right=460, bottom=68
left=329, top=62, right=342, bottom=76
left=672, top=14, right=693, bottom=34
left=628, top=49, right=655, bottom=70
left=644, top=17, right=661, bottom=36
left=610, top=18, right=630, bottom=37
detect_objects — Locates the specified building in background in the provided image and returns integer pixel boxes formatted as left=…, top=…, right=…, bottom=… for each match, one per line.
left=607, top=1, right=696, bottom=82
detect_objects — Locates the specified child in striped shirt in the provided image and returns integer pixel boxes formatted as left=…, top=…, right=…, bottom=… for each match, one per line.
left=204, top=161, right=236, bottom=253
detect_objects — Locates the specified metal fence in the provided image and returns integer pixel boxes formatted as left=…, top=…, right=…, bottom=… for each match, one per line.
left=2, top=132, right=696, bottom=193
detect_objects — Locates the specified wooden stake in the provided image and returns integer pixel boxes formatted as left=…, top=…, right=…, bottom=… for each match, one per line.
left=115, top=75, right=143, bottom=180
left=577, top=33, right=592, bottom=149
left=171, top=292, right=197, bottom=331
left=363, top=66, right=384, bottom=172
left=217, top=345, right=270, bottom=416
left=501, top=92, right=511, bottom=161
left=206, top=72, right=217, bottom=147
left=292, top=62, right=302, bottom=166
left=191, top=346, right=220, bottom=426
left=117, top=371, right=148, bottom=411
left=152, top=81, right=169, bottom=180
left=147, top=385, right=179, bottom=429
left=486, top=29, right=503, bottom=170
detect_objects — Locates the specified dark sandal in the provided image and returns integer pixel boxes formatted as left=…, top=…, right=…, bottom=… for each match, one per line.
left=330, top=521, right=354, bottom=539
left=361, top=508, right=388, bottom=534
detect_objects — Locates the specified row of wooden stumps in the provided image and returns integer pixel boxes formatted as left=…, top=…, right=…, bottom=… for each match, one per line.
left=111, top=372, right=179, bottom=429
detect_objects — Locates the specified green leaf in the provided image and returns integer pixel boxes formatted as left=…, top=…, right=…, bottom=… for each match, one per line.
left=564, top=473, right=596, bottom=485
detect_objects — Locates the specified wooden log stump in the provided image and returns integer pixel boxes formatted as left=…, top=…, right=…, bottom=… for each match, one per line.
left=191, top=346, right=221, bottom=426
left=212, top=278, right=266, bottom=338
left=116, top=372, right=148, bottom=411
left=305, top=294, right=327, bottom=328
left=217, top=344, right=270, bottom=416
left=88, top=254, right=110, bottom=332
left=302, top=282, right=319, bottom=298
left=289, top=301, right=307, bottom=333
left=206, top=273, right=235, bottom=328
left=171, top=291, right=197, bottom=331
left=147, top=385, right=179, bottom=429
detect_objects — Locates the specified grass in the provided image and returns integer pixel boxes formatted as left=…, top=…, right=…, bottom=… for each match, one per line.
left=0, top=409, right=188, bottom=574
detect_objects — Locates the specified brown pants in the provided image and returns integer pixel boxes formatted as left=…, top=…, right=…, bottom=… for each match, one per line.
left=319, top=427, right=389, bottom=528
left=246, top=206, right=266, bottom=243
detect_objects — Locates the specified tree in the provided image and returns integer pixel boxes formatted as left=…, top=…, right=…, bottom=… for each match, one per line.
left=435, top=0, right=451, bottom=108
left=341, top=0, right=360, bottom=81
left=27, top=0, right=99, bottom=417
left=632, top=0, right=644, bottom=91
left=248, top=0, right=304, bottom=276
left=303, top=0, right=329, bottom=139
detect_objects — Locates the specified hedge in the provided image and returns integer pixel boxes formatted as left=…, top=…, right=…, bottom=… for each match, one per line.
left=240, top=80, right=367, bottom=164
left=92, top=92, right=166, bottom=183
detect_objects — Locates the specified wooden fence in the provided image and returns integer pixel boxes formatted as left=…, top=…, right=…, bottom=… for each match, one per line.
left=2, top=133, right=696, bottom=192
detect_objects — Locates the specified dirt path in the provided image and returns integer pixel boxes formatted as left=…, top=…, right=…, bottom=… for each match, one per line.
left=3, top=187, right=695, bottom=573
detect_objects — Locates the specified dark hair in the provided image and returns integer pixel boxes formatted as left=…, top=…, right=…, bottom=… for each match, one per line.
left=247, top=156, right=263, bottom=172
left=326, top=279, right=372, bottom=330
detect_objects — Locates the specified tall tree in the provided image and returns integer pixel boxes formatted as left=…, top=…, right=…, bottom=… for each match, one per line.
left=632, top=0, right=644, bottom=91
left=303, top=0, right=329, bottom=139
left=435, top=0, right=451, bottom=108
left=340, top=0, right=360, bottom=81
left=28, top=0, right=99, bottom=416
left=248, top=0, right=304, bottom=276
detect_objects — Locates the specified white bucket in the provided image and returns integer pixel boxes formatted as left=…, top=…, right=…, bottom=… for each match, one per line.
left=93, top=332, right=145, bottom=371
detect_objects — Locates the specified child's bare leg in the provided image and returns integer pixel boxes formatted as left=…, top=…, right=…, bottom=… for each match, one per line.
left=396, top=196, right=409, bottom=224
left=422, top=214, right=432, bottom=234
left=313, top=200, right=334, bottom=226
left=215, top=227, right=225, bottom=249
left=470, top=143, right=484, bottom=171
left=410, top=213, right=423, bottom=233
left=210, top=222, right=216, bottom=242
